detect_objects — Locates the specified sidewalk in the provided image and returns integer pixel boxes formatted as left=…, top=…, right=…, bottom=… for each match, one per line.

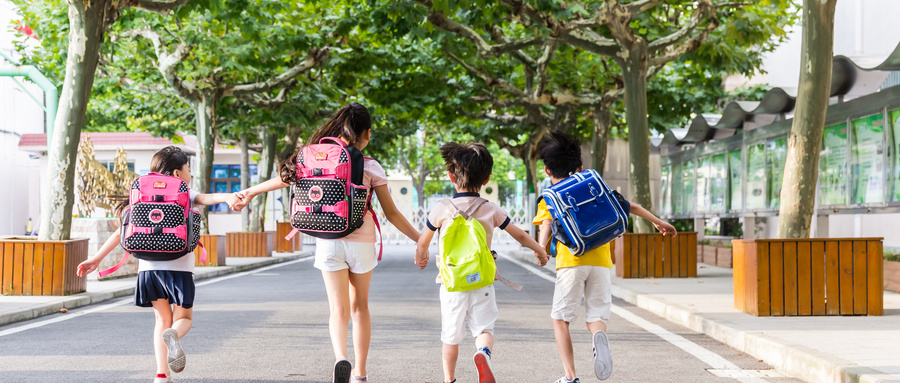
left=0, top=250, right=314, bottom=328
left=510, top=250, right=900, bottom=383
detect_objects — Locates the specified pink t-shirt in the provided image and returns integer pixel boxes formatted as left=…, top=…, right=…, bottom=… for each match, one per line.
left=341, top=158, right=388, bottom=243
left=426, top=193, right=511, bottom=248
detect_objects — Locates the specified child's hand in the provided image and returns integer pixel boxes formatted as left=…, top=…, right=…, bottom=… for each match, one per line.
left=415, top=249, right=429, bottom=270
left=231, top=190, right=252, bottom=211
left=76, top=257, right=101, bottom=277
left=534, top=251, right=549, bottom=267
left=654, top=220, right=677, bottom=236
left=225, top=192, right=241, bottom=210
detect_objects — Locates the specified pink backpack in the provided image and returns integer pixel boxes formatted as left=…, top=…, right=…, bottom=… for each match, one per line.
left=286, top=137, right=382, bottom=258
left=99, top=173, right=205, bottom=277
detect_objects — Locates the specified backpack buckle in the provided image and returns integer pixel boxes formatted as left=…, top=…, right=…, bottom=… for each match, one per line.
left=153, top=227, right=163, bottom=234
left=153, top=195, right=164, bottom=202
left=566, top=194, right=579, bottom=212
left=313, top=168, right=323, bottom=176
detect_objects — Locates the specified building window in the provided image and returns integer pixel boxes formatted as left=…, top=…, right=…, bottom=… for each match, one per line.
left=101, top=161, right=135, bottom=173
left=209, top=164, right=257, bottom=213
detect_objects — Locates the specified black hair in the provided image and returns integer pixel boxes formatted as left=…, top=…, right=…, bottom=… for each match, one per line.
left=115, top=146, right=190, bottom=217
left=150, top=146, right=191, bottom=176
left=538, top=131, right=582, bottom=179
left=280, top=102, right=372, bottom=183
left=440, top=142, right=493, bottom=191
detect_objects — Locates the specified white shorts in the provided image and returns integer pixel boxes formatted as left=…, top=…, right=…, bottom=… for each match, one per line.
left=551, top=266, right=612, bottom=323
left=440, top=285, right=498, bottom=345
left=314, top=239, right=377, bottom=274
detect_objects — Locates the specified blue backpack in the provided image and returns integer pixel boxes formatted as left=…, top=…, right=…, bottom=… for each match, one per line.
left=541, top=169, right=628, bottom=256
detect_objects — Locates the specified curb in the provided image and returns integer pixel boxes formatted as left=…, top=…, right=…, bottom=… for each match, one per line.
left=507, top=250, right=899, bottom=383
left=0, top=250, right=314, bottom=328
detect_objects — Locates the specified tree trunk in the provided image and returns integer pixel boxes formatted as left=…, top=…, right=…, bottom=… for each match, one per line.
left=39, top=1, right=106, bottom=240
left=193, top=94, right=216, bottom=234
left=240, top=132, right=250, bottom=231
left=776, top=0, right=837, bottom=239
left=251, top=128, right=276, bottom=232
left=591, top=105, right=612, bottom=176
left=619, top=45, right=655, bottom=233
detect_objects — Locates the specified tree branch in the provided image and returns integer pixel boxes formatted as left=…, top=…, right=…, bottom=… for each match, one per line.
left=626, top=0, right=665, bottom=14
left=122, top=28, right=199, bottom=105
left=235, top=79, right=296, bottom=109
left=424, top=6, right=543, bottom=59
left=131, top=0, right=191, bottom=14
left=648, top=0, right=713, bottom=51
left=442, top=49, right=527, bottom=98
left=558, top=29, right=620, bottom=57
left=533, top=40, right=558, bottom=99
left=225, top=47, right=329, bottom=97
left=649, top=11, right=719, bottom=68
left=458, top=108, right=525, bottom=125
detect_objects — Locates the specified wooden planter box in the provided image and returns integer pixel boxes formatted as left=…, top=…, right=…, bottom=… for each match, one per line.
left=225, top=232, right=274, bottom=258
left=0, top=237, right=89, bottom=296
left=884, top=260, right=900, bottom=293
left=733, top=238, right=883, bottom=316
left=195, top=235, right=226, bottom=267
left=613, top=232, right=698, bottom=278
left=275, top=222, right=302, bottom=253
left=717, top=247, right=733, bottom=268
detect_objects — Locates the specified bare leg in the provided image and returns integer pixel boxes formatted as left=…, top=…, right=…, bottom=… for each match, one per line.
left=442, top=343, right=459, bottom=383
left=321, top=270, right=351, bottom=360
left=172, top=305, right=193, bottom=338
left=151, top=300, right=174, bottom=377
left=554, top=319, right=576, bottom=380
left=475, top=331, right=494, bottom=351
left=586, top=320, right=607, bottom=334
left=348, top=271, right=373, bottom=377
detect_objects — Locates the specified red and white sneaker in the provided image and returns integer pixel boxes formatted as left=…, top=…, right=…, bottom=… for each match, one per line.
left=474, top=348, right=495, bottom=383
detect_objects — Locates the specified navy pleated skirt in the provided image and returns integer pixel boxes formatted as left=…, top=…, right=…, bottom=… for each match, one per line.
left=135, top=270, right=195, bottom=309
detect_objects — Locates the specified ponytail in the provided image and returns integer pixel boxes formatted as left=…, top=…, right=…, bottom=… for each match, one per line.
left=281, top=103, right=372, bottom=183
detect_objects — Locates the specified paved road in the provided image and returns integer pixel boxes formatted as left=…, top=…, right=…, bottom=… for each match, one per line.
left=0, top=245, right=801, bottom=382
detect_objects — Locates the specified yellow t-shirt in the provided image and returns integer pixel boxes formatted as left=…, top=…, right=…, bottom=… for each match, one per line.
left=532, top=199, right=613, bottom=270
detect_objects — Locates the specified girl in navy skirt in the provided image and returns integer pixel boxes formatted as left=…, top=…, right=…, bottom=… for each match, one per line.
left=77, top=146, right=240, bottom=383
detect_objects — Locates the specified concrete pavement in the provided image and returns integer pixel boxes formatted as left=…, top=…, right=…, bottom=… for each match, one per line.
left=0, top=245, right=795, bottom=382
left=0, top=250, right=314, bottom=328
left=509, top=250, right=900, bottom=383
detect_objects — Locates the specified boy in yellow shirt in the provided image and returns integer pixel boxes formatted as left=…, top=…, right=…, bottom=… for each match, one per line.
left=533, top=132, right=676, bottom=383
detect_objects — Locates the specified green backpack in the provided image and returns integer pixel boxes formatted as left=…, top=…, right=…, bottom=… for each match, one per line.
left=438, top=198, right=497, bottom=292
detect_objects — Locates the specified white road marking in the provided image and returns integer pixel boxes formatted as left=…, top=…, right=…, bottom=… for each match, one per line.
left=498, top=252, right=774, bottom=383
left=0, top=256, right=312, bottom=337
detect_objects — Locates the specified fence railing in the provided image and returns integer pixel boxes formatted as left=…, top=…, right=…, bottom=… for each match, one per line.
left=302, top=202, right=533, bottom=246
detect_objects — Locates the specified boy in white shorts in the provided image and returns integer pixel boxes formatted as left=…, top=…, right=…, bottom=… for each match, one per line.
left=416, top=142, right=549, bottom=383
left=533, top=132, right=676, bottom=383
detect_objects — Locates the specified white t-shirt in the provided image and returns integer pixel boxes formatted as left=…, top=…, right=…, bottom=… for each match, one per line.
left=138, top=190, right=200, bottom=273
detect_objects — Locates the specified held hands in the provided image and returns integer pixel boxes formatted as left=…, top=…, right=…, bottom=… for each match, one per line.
left=76, top=257, right=101, bottom=277
left=654, top=220, right=678, bottom=237
left=534, top=250, right=550, bottom=267
left=414, top=248, right=429, bottom=270
left=230, top=190, right=252, bottom=211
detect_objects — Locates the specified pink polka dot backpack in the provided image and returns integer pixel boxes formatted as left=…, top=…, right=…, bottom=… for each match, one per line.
left=285, top=137, right=380, bottom=257
left=99, top=173, right=205, bottom=276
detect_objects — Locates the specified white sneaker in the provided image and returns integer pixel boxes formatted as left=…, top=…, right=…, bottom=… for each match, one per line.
left=592, top=330, right=612, bottom=380
left=153, top=376, right=173, bottom=383
left=161, top=328, right=186, bottom=374
left=553, top=377, right=580, bottom=383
